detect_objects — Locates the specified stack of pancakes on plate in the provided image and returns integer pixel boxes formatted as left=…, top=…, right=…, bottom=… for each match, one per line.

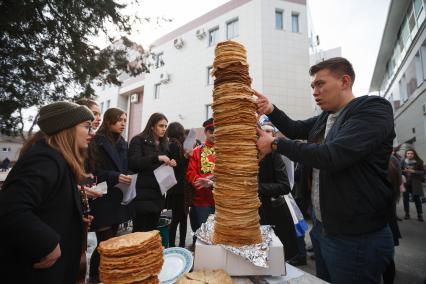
left=98, top=231, right=164, bottom=284
left=176, top=269, right=232, bottom=284
left=211, top=40, right=262, bottom=246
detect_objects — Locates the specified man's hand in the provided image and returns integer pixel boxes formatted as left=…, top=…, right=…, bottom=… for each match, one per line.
left=194, top=177, right=213, bottom=189
left=257, top=128, right=275, bottom=161
left=33, top=244, right=61, bottom=269
left=254, top=91, right=273, bottom=115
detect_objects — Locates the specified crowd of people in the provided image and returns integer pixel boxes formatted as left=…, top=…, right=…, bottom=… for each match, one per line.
left=0, top=57, right=425, bottom=284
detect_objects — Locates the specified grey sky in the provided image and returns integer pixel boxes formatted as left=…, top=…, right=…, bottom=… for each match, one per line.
left=308, top=0, right=390, bottom=96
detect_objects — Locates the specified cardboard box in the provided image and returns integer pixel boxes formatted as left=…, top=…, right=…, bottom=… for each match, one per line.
left=194, top=232, right=286, bottom=276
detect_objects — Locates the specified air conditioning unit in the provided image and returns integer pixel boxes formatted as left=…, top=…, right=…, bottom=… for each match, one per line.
left=173, top=38, right=184, bottom=49
left=196, top=28, right=206, bottom=40
left=159, top=72, right=170, bottom=84
left=130, top=93, right=139, bottom=103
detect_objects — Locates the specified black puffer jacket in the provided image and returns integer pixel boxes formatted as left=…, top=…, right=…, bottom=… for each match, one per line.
left=128, top=135, right=168, bottom=213
left=258, top=151, right=298, bottom=259
left=269, top=95, right=395, bottom=235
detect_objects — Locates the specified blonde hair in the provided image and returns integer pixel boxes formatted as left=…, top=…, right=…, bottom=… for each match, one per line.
left=47, top=126, right=88, bottom=182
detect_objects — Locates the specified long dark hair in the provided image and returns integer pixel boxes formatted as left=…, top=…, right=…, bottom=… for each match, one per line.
left=139, top=113, right=168, bottom=152
left=97, top=108, right=126, bottom=144
left=166, top=122, right=185, bottom=156
left=405, top=148, right=424, bottom=167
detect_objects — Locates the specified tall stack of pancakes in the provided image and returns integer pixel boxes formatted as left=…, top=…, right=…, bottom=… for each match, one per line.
left=211, top=40, right=262, bottom=246
left=98, top=231, right=164, bottom=284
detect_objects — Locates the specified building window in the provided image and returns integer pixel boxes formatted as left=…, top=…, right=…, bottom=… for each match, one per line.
left=106, top=99, right=110, bottom=110
left=206, top=104, right=213, bottom=120
left=100, top=102, right=104, bottom=114
left=292, top=13, right=299, bottom=33
left=208, top=27, right=219, bottom=47
left=275, top=9, right=284, bottom=30
left=1, top=148, right=11, bottom=152
left=226, top=18, right=239, bottom=39
left=155, top=52, right=164, bottom=68
left=207, top=66, right=213, bottom=85
left=415, top=0, right=423, bottom=16
left=154, top=83, right=161, bottom=100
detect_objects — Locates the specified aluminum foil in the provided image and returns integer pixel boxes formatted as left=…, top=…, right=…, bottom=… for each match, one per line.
left=194, top=214, right=273, bottom=268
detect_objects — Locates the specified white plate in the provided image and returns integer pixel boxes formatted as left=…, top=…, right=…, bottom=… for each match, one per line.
left=158, top=247, right=193, bottom=284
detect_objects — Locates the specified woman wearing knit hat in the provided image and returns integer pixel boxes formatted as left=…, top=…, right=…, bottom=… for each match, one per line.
left=0, top=101, right=94, bottom=284
left=86, top=107, right=133, bottom=283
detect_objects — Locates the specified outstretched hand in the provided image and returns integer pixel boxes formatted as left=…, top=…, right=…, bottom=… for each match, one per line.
left=254, top=90, right=273, bottom=116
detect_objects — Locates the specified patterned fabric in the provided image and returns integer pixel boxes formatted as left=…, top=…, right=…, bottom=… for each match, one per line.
left=200, top=145, right=215, bottom=174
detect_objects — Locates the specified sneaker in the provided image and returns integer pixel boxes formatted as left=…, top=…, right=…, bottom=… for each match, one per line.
left=404, top=213, right=410, bottom=219
left=418, top=215, right=424, bottom=222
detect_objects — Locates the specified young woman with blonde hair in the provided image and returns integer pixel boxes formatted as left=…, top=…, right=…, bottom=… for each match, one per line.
left=0, top=102, right=94, bottom=284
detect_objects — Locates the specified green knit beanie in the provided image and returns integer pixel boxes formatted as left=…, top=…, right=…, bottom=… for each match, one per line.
left=37, top=102, right=95, bottom=135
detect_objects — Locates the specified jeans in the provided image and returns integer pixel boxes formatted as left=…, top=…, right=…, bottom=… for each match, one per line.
left=189, top=205, right=215, bottom=243
left=310, top=216, right=394, bottom=284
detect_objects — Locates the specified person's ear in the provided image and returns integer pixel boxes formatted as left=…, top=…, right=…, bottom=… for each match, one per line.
left=341, top=74, right=352, bottom=89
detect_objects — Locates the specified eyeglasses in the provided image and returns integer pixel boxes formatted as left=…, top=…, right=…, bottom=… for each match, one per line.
left=80, top=124, right=94, bottom=134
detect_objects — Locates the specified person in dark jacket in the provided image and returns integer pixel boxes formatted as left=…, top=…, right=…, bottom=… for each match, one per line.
left=0, top=102, right=94, bottom=284
left=256, top=57, right=395, bottom=284
left=258, top=125, right=298, bottom=261
left=128, top=113, right=176, bottom=232
left=87, top=108, right=133, bottom=283
left=401, top=148, right=424, bottom=221
left=382, top=153, right=403, bottom=284
left=165, top=122, right=190, bottom=247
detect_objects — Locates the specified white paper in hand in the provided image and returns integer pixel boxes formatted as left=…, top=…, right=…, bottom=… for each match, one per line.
left=94, top=181, right=108, bottom=195
left=183, top=128, right=197, bottom=153
left=154, top=164, right=177, bottom=195
left=114, top=174, right=138, bottom=205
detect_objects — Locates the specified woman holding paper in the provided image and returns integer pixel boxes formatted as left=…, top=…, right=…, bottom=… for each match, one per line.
left=87, top=108, right=133, bottom=283
left=129, top=113, right=176, bottom=232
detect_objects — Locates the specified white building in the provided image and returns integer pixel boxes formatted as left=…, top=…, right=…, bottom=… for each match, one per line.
left=96, top=0, right=314, bottom=140
left=370, top=0, right=426, bottom=158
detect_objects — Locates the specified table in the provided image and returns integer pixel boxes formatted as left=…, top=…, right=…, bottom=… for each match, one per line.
left=233, top=264, right=329, bottom=284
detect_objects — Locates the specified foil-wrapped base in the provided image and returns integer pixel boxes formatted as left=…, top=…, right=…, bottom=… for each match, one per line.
left=194, top=214, right=273, bottom=268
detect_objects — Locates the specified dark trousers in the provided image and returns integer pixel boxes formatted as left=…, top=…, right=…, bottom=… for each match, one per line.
left=89, top=224, right=119, bottom=281
left=403, top=190, right=423, bottom=216
left=310, top=216, right=394, bottom=284
left=189, top=205, right=215, bottom=243
left=296, top=235, right=307, bottom=258
left=169, top=196, right=188, bottom=247
left=133, top=211, right=160, bottom=232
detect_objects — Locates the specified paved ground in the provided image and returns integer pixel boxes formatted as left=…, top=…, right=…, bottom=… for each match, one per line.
left=88, top=201, right=426, bottom=283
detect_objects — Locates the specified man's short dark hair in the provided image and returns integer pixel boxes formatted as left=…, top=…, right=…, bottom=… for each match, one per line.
left=309, top=57, right=355, bottom=86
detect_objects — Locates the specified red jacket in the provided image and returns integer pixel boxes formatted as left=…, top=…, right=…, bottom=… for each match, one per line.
left=186, top=141, right=215, bottom=207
